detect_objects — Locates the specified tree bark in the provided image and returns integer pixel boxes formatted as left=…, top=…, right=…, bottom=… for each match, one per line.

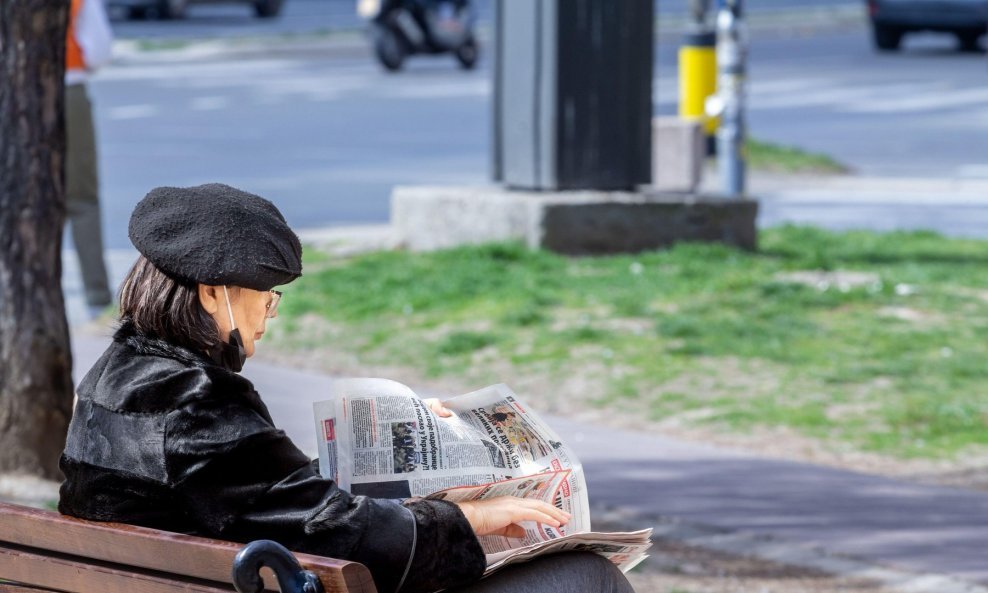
left=0, top=0, right=74, bottom=480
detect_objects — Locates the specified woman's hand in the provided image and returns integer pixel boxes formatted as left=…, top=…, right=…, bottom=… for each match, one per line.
left=423, top=398, right=453, bottom=418
left=456, top=497, right=571, bottom=539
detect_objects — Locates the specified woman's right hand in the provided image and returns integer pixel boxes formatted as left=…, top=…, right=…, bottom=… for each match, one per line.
left=455, top=497, right=571, bottom=539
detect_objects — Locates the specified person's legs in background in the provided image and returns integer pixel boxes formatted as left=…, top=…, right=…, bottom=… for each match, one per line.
left=448, top=552, right=636, bottom=593
left=65, top=83, right=112, bottom=316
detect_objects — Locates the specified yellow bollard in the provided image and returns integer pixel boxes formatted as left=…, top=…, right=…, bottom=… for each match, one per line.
left=678, top=31, right=718, bottom=152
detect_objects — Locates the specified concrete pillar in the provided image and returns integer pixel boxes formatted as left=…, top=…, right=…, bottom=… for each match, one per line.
left=492, top=0, right=654, bottom=191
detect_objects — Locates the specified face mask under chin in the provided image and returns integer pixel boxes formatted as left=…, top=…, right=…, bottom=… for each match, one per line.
left=211, top=286, right=247, bottom=372
left=211, top=328, right=246, bottom=372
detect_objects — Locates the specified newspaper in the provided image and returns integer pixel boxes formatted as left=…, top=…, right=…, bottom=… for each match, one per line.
left=313, top=378, right=652, bottom=574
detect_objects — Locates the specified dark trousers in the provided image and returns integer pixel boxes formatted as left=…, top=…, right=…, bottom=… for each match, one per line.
left=448, top=552, right=637, bottom=593
left=66, top=83, right=112, bottom=307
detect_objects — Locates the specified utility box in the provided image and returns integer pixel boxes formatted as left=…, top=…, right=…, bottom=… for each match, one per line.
left=492, top=0, right=654, bottom=191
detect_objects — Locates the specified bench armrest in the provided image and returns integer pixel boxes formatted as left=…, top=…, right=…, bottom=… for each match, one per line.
left=233, top=540, right=325, bottom=593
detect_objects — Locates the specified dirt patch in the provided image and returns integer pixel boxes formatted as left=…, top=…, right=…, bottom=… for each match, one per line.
left=774, top=270, right=880, bottom=292
left=585, top=516, right=893, bottom=593
left=623, top=538, right=893, bottom=593
left=943, top=286, right=988, bottom=303
left=876, top=306, right=944, bottom=326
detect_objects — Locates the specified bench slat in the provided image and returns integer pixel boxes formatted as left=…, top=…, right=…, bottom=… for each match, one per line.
left=0, top=503, right=376, bottom=593
left=0, top=583, right=61, bottom=593
left=0, top=543, right=233, bottom=593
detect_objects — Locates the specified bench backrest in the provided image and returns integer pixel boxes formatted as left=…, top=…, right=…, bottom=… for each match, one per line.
left=0, top=502, right=377, bottom=593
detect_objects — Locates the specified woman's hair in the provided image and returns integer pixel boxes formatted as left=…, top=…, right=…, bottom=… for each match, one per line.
left=118, top=255, right=220, bottom=353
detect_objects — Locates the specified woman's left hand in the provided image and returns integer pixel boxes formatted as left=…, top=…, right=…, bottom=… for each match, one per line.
left=423, top=398, right=453, bottom=418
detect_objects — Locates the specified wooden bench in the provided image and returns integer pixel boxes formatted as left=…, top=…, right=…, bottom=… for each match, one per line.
left=0, top=501, right=377, bottom=593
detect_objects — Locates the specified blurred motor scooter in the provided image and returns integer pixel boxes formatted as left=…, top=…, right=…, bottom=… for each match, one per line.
left=357, top=0, right=479, bottom=71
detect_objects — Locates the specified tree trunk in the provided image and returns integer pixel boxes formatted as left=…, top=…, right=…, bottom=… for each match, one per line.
left=0, top=0, right=74, bottom=480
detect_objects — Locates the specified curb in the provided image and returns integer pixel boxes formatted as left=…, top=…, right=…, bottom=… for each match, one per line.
left=593, top=505, right=988, bottom=593
left=295, top=223, right=397, bottom=256
left=112, top=31, right=370, bottom=64
left=657, top=5, right=866, bottom=35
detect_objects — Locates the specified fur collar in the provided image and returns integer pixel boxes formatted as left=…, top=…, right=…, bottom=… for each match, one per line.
left=112, top=319, right=266, bottom=419
left=114, top=319, right=216, bottom=369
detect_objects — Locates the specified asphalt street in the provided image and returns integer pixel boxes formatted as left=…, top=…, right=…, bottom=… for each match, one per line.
left=655, top=28, right=988, bottom=179
left=108, top=0, right=861, bottom=39
left=87, top=17, right=988, bottom=250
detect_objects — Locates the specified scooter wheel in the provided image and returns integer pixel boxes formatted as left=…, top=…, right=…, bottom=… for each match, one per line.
left=455, top=37, right=479, bottom=70
left=375, top=31, right=406, bottom=72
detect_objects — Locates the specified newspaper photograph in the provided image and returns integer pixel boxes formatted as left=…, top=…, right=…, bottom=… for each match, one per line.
left=312, top=378, right=650, bottom=572
left=441, top=383, right=591, bottom=535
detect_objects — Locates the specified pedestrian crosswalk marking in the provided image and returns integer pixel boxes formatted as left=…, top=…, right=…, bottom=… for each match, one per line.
left=657, top=73, right=988, bottom=117
left=190, top=96, right=229, bottom=110
left=841, top=86, right=988, bottom=114
left=107, top=104, right=159, bottom=120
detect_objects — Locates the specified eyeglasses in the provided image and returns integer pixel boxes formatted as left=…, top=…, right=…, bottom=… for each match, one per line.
left=266, top=290, right=282, bottom=318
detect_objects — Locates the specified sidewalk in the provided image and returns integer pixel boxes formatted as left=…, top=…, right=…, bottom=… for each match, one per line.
left=71, top=328, right=988, bottom=593
left=717, top=172, right=988, bottom=239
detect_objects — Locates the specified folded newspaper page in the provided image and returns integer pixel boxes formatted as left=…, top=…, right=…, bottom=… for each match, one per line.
left=313, top=378, right=651, bottom=574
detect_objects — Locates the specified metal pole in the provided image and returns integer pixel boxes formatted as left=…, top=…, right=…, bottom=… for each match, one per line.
left=688, top=0, right=710, bottom=25
left=713, top=0, right=746, bottom=197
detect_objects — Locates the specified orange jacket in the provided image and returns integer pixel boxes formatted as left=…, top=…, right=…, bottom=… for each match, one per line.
left=66, top=0, right=85, bottom=71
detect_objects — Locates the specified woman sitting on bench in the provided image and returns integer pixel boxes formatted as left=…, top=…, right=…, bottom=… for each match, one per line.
left=58, top=184, right=635, bottom=593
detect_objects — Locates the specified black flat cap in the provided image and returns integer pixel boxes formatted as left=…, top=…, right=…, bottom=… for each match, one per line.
left=129, top=183, right=302, bottom=291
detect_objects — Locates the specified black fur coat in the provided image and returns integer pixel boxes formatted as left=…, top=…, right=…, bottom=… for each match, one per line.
left=59, top=322, right=486, bottom=593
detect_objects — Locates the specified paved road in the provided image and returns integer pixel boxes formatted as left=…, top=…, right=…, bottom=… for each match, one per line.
left=109, top=0, right=861, bottom=39
left=655, top=29, right=988, bottom=179
left=87, top=23, right=988, bottom=250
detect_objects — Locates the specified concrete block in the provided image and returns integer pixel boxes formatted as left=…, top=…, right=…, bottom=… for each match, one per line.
left=653, top=117, right=705, bottom=193
left=392, top=185, right=758, bottom=255
left=537, top=193, right=758, bottom=254
left=391, top=186, right=532, bottom=251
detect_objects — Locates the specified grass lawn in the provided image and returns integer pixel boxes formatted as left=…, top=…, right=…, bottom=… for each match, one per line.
left=743, top=139, right=849, bottom=175
left=272, top=226, right=988, bottom=461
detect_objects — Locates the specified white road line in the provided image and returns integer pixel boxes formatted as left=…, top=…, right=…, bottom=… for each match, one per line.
left=749, top=77, right=836, bottom=94
left=955, top=164, right=988, bottom=178
left=752, top=82, right=929, bottom=110
left=96, top=59, right=296, bottom=81
left=381, top=79, right=489, bottom=99
left=105, top=104, right=159, bottom=120
left=190, top=96, right=229, bottom=110
left=657, top=77, right=950, bottom=114
left=841, top=86, right=988, bottom=114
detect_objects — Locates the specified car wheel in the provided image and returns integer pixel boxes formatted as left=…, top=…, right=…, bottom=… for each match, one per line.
left=957, top=31, right=982, bottom=52
left=872, top=24, right=903, bottom=51
left=157, top=0, right=187, bottom=19
left=254, top=0, right=283, bottom=18
left=375, top=30, right=406, bottom=72
left=454, top=36, right=478, bottom=70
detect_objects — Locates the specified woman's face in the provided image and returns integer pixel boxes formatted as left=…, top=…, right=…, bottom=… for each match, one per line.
left=212, top=286, right=279, bottom=358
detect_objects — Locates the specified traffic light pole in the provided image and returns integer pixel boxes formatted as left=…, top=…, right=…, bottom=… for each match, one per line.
left=710, top=0, right=747, bottom=197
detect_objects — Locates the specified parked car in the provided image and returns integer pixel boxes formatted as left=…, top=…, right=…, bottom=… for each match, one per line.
left=113, top=0, right=284, bottom=20
left=867, top=0, right=988, bottom=51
